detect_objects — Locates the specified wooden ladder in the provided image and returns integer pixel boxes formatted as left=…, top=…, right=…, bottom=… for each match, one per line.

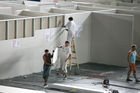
left=69, top=39, right=79, bottom=71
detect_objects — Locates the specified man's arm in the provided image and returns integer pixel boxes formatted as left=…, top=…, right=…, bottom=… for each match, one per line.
left=65, top=47, right=72, bottom=62
left=51, top=51, right=54, bottom=58
left=65, top=54, right=72, bottom=62
left=136, top=52, right=140, bottom=59
left=43, top=56, right=51, bottom=66
left=128, top=52, right=132, bottom=63
left=57, top=46, right=63, bottom=48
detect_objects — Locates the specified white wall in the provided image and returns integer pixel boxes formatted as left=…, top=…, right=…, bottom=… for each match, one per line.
left=76, top=5, right=112, bottom=11
left=48, top=8, right=83, bottom=14
left=0, top=2, right=25, bottom=15
left=0, top=7, right=12, bottom=15
left=117, top=10, right=140, bottom=56
left=92, top=3, right=133, bottom=10
left=0, top=11, right=92, bottom=79
left=91, top=12, right=133, bottom=67
left=0, top=27, right=68, bottom=79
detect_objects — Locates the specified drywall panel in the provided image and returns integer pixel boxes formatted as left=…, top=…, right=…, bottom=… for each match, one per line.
left=117, top=10, right=140, bottom=55
left=72, top=2, right=93, bottom=6
left=0, top=21, right=6, bottom=40
left=49, top=16, right=56, bottom=28
left=65, top=11, right=92, bottom=64
left=0, top=2, right=25, bottom=15
left=35, top=18, right=41, bottom=30
left=25, top=19, right=33, bottom=37
left=8, top=20, right=16, bottom=39
left=115, top=2, right=140, bottom=7
left=18, top=11, right=58, bottom=17
left=57, top=16, right=64, bottom=27
left=93, top=3, right=133, bottom=10
left=76, top=6, right=111, bottom=11
left=17, top=20, right=24, bottom=38
left=26, top=5, right=41, bottom=12
left=42, top=17, right=49, bottom=29
left=0, top=7, right=12, bottom=15
left=0, top=26, right=68, bottom=79
left=91, top=12, right=133, bottom=67
left=49, top=8, right=83, bottom=14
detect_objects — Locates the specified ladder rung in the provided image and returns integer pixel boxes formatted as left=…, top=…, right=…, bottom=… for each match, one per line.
left=72, top=51, right=76, bottom=53
left=72, top=57, right=78, bottom=59
left=72, top=62, right=78, bottom=64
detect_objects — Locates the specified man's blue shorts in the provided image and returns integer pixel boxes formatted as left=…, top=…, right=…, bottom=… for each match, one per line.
left=43, top=64, right=51, bottom=79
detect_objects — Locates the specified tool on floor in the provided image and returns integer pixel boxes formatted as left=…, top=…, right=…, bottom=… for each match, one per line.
left=103, top=78, right=110, bottom=88
left=69, top=39, right=79, bottom=71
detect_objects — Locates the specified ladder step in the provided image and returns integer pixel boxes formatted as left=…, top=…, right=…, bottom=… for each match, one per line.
left=72, top=51, right=76, bottom=53
left=72, top=57, right=78, bottom=59
left=72, top=62, right=79, bottom=64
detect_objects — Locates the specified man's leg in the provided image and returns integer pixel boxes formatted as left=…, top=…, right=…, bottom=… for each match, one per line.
left=64, top=62, right=68, bottom=80
left=127, top=64, right=132, bottom=81
left=132, top=63, right=140, bottom=82
left=43, top=66, right=50, bottom=87
left=44, top=78, right=48, bottom=85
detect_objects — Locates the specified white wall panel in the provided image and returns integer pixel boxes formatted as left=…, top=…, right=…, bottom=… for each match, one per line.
left=91, top=12, right=133, bottom=67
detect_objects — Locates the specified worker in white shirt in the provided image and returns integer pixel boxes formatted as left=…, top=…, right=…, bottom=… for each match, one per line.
left=64, top=17, right=76, bottom=46
left=58, top=41, right=72, bottom=80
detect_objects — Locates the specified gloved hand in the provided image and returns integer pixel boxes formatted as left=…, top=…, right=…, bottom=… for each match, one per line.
left=66, top=29, right=68, bottom=31
left=53, top=50, right=55, bottom=53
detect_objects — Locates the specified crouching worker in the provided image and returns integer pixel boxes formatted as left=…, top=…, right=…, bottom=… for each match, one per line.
left=58, top=41, right=72, bottom=80
left=43, top=49, right=54, bottom=88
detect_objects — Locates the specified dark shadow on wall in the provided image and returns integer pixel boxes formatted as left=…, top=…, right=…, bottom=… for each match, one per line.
left=0, top=54, right=23, bottom=75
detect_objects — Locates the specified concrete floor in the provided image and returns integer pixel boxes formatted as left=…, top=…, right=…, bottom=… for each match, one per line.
left=0, top=63, right=140, bottom=93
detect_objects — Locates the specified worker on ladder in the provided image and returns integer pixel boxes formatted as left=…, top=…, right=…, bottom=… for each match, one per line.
left=64, top=17, right=76, bottom=46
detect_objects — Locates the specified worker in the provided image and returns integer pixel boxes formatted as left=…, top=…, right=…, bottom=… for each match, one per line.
left=58, top=41, right=72, bottom=80
left=64, top=17, right=76, bottom=46
left=127, top=45, right=140, bottom=82
left=43, top=49, right=54, bottom=88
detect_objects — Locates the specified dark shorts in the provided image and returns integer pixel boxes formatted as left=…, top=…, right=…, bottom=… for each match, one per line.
left=43, top=64, right=51, bottom=79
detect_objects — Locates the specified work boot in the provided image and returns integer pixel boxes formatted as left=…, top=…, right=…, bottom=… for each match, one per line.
left=63, top=77, right=67, bottom=80
left=126, top=78, right=133, bottom=81
left=44, top=84, right=48, bottom=88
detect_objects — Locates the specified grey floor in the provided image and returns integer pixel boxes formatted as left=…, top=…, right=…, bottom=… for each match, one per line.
left=0, top=63, right=140, bottom=93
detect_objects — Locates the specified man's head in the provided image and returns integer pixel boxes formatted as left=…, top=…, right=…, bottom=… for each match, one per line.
left=131, top=44, right=137, bottom=51
left=68, top=17, right=73, bottom=21
left=45, top=49, right=49, bottom=55
left=65, top=41, right=70, bottom=47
